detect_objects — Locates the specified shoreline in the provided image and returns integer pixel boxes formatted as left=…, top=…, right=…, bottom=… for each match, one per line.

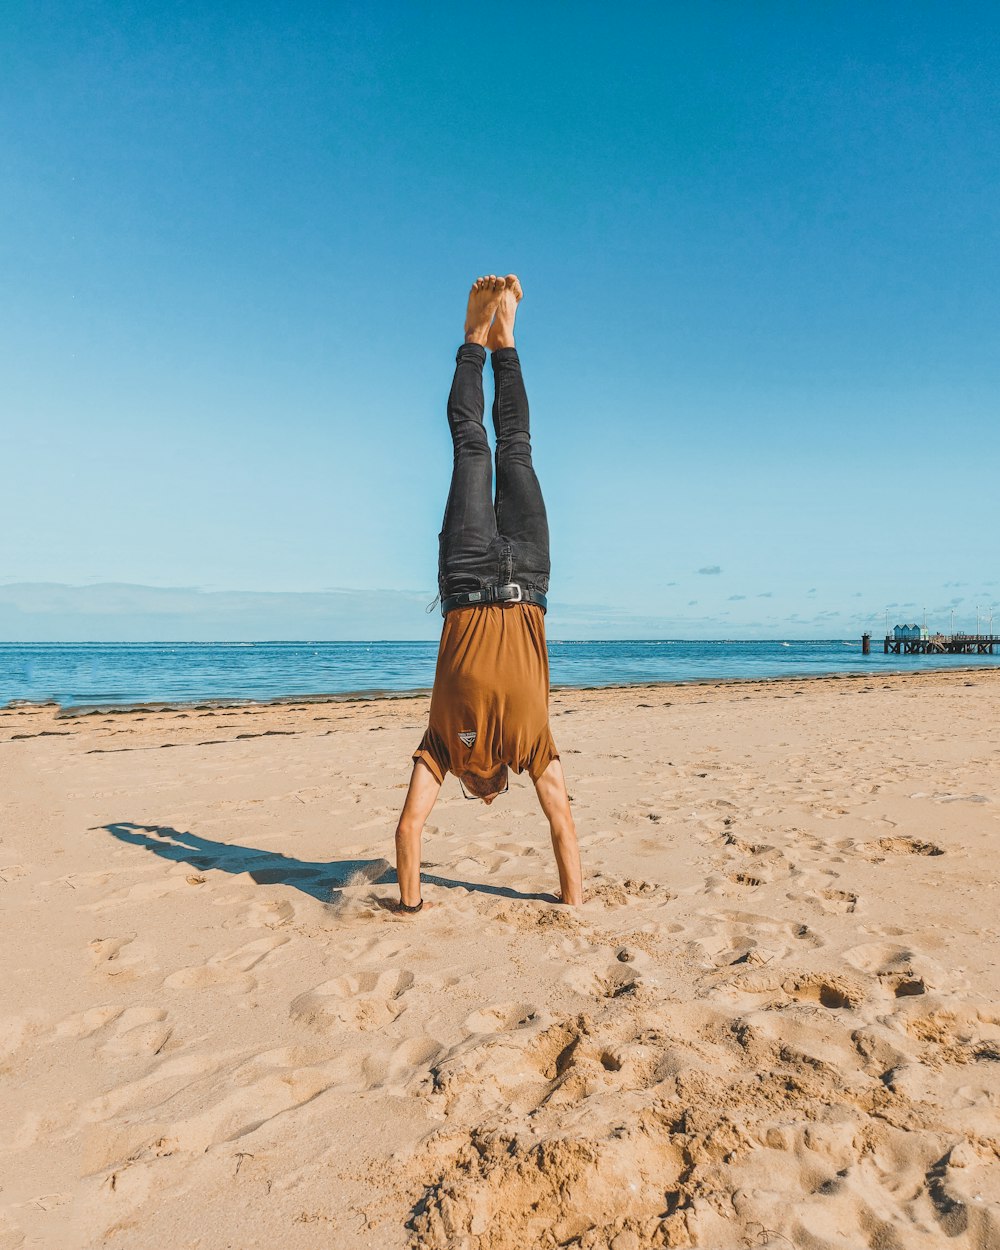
left=3, top=660, right=999, bottom=718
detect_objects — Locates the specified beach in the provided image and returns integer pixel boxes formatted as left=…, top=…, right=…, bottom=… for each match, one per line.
left=3, top=668, right=1000, bottom=1249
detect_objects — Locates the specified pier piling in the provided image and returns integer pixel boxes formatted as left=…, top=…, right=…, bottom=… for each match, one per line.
left=875, top=633, right=1000, bottom=656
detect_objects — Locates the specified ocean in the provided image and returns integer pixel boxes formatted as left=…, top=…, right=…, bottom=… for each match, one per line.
left=3, top=640, right=999, bottom=710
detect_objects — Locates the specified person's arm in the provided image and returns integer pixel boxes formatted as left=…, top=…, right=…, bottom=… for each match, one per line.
left=533, top=758, right=584, bottom=905
left=394, top=759, right=442, bottom=910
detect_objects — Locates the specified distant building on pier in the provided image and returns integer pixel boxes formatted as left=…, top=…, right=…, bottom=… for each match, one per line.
left=879, top=624, right=998, bottom=655
left=893, top=624, right=929, bottom=641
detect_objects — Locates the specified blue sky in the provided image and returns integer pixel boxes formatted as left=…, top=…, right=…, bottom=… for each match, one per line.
left=3, top=2, right=998, bottom=640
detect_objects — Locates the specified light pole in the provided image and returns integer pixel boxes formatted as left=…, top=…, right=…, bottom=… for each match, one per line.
left=951, top=608, right=955, bottom=636
left=977, top=605, right=981, bottom=637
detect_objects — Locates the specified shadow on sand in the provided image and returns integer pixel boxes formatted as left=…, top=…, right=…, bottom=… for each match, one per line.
left=97, top=822, right=557, bottom=905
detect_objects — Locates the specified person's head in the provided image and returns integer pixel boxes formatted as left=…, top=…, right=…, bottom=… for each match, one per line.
left=460, top=764, right=509, bottom=804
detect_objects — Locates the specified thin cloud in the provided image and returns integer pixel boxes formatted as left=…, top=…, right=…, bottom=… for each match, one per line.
left=757, top=592, right=773, bottom=598
left=697, top=566, right=721, bottom=575
left=728, top=594, right=747, bottom=601
left=0, top=582, right=439, bottom=643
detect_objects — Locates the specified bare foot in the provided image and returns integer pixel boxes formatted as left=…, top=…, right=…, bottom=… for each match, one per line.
left=486, top=274, right=523, bottom=351
left=464, top=275, right=506, bottom=346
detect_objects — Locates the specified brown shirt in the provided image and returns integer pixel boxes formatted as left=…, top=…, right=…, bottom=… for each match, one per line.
left=413, top=603, right=558, bottom=785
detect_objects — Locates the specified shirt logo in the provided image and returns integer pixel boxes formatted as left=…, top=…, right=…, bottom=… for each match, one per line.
left=458, top=730, right=477, bottom=747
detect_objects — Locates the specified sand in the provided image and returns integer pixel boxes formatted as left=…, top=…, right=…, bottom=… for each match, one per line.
left=3, top=668, right=1000, bottom=1249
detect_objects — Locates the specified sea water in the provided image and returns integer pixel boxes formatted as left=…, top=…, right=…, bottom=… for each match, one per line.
left=3, top=640, right=999, bottom=710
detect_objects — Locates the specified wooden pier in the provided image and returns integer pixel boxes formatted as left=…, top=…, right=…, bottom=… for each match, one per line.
left=881, top=633, right=1000, bottom=655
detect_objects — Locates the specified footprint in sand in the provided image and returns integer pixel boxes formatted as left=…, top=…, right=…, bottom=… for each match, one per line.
left=562, top=960, right=644, bottom=1002
left=90, top=1052, right=349, bottom=1174
left=362, top=1035, right=443, bottom=1090
left=533, top=1032, right=637, bottom=1109
left=342, top=934, right=412, bottom=963
left=725, top=870, right=768, bottom=888
left=86, top=933, right=154, bottom=978
left=482, top=843, right=540, bottom=876
left=81, top=1049, right=241, bottom=1135
left=586, top=874, right=672, bottom=907
left=426, top=1012, right=585, bottom=1119
left=719, top=967, right=863, bottom=1012
left=164, top=934, right=289, bottom=992
left=224, top=896, right=294, bottom=930
left=53, top=868, right=115, bottom=892
left=290, top=967, right=415, bottom=1031
left=926, top=1144, right=1000, bottom=1244
left=817, top=887, right=860, bottom=913
left=161, top=1054, right=350, bottom=1153
left=723, top=833, right=778, bottom=856
left=84, top=874, right=192, bottom=912
left=903, top=1001, right=1000, bottom=1061
left=462, top=1001, right=540, bottom=1035
left=862, top=835, right=944, bottom=859
left=52, top=1004, right=125, bottom=1041
left=730, top=1005, right=862, bottom=1080
left=842, top=942, right=950, bottom=999
left=97, top=1007, right=173, bottom=1058
left=701, top=935, right=782, bottom=969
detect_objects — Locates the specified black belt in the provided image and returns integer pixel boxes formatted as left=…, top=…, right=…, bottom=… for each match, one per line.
left=441, top=583, right=547, bottom=616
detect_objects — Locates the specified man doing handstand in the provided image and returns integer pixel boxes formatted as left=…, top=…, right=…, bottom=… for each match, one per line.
left=393, top=275, right=584, bottom=911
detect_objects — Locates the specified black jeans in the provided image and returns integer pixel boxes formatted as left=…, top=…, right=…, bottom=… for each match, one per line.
left=438, top=344, right=551, bottom=602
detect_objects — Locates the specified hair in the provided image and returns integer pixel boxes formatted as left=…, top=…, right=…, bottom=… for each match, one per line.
left=461, top=764, right=508, bottom=799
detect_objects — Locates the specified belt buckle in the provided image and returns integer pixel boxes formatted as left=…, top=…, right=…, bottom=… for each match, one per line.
left=504, top=583, right=523, bottom=604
